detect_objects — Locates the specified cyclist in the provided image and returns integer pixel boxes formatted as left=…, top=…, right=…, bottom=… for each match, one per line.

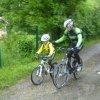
left=53, top=19, right=83, bottom=71
left=35, top=34, right=55, bottom=66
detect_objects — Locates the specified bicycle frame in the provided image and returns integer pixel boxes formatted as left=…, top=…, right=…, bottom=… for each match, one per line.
left=38, top=57, right=50, bottom=76
left=52, top=47, right=83, bottom=89
left=31, top=56, right=57, bottom=85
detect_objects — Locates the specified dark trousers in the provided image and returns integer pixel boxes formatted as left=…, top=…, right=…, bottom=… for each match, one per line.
left=67, top=40, right=83, bottom=64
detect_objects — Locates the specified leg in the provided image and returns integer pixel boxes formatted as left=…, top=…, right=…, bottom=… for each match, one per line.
left=67, top=50, right=73, bottom=67
left=74, top=53, right=81, bottom=64
left=48, top=53, right=55, bottom=66
left=74, top=44, right=83, bottom=64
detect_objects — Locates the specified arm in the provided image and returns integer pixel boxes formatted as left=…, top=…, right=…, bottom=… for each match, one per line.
left=36, top=45, right=43, bottom=54
left=76, top=34, right=83, bottom=47
left=49, top=43, right=55, bottom=56
left=75, top=28, right=83, bottom=47
left=55, top=35, right=67, bottom=43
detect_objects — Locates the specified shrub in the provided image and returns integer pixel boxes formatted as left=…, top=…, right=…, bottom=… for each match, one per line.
left=72, top=0, right=100, bottom=40
left=2, top=31, right=36, bottom=66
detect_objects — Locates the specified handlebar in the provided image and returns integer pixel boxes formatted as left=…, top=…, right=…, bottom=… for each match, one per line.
left=35, top=55, right=49, bottom=60
left=56, top=47, right=68, bottom=52
left=56, top=47, right=76, bottom=52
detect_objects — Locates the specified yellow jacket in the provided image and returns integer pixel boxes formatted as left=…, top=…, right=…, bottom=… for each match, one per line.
left=36, top=42, right=55, bottom=56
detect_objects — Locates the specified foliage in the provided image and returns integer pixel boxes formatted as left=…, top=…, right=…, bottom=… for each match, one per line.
left=1, top=31, right=35, bottom=66
left=0, top=0, right=100, bottom=90
left=0, top=0, right=99, bottom=66
left=0, top=0, right=85, bottom=35
left=72, top=0, right=100, bottom=39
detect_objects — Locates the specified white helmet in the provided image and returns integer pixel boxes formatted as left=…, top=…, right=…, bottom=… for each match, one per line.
left=41, top=34, right=50, bottom=41
left=64, top=19, right=73, bottom=28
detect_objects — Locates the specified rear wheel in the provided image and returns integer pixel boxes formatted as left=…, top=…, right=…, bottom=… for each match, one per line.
left=53, top=62, right=69, bottom=89
left=73, top=58, right=83, bottom=79
left=31, top=65, right=45, bottom=85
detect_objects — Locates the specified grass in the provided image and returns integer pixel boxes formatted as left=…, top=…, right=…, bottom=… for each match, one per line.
left=0, top=38, right=100, bottom=91
left=0, top=62, right=38, bottom=90
left=84, top=38, right=100, bottom=48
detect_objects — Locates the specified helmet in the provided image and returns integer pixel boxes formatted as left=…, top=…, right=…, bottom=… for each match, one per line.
left=41, top=34, right=50, bottom=41
left=64, top=19, right=73, bottom=28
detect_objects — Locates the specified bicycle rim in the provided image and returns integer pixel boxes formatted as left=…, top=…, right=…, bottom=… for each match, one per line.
left=31, top=66, right=44, bottom=85
left=53, top=63, right=69, bottom=89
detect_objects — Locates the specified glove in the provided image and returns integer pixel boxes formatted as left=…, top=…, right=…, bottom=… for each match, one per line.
left=44, top=55, right=51, bottom=58
left=34, top=53, right=39, bottom=58
left=73, top=47, right=78, bottom=52
left=68, top=47, right=74, bottom=52
left=68, top=47, right=77, bottom=52
left=47, top=55, right=51, bottom=58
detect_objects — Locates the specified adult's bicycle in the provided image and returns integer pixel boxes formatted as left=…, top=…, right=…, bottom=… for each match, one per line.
left=31, top=55, right=57, bottom=85
left=53, top=47, right=83, bottom=89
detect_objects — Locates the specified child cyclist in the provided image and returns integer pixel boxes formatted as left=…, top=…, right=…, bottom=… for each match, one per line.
left=35, top=34, right=55, bottom=66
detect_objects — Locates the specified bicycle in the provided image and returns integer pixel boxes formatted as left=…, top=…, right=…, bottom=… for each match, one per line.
left=53, top=47, right=83, bottom=89
left=31, top=55, right=57, bottom=85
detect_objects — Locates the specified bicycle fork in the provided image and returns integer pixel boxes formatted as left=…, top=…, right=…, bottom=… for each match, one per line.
left=37, top=65, right=43, bottom=77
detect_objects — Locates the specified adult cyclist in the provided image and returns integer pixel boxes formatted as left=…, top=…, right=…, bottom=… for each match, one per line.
left=53, top=19, right=83, bottom=71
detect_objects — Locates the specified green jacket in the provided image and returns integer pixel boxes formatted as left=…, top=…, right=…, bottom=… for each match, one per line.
left=55, top=27, right=83, bottom=47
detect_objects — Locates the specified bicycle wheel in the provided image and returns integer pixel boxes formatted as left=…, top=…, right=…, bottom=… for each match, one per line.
left=53, top=62, right=69, bottom=89
left=73, top=58, right=83, bottom=79
left=31, top=65, right=45, bottom=85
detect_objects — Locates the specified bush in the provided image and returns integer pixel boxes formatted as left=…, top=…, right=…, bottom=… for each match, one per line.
left=2, top=31, right=36, bottom=66
left=17, top=35, right=35, bottom=57
left=72, top=0, right=100, bottom=40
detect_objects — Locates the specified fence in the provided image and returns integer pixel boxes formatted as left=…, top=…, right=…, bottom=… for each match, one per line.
left=27, top=26, right=39, bottom=50
left=0, top=48, right=2, bottom=68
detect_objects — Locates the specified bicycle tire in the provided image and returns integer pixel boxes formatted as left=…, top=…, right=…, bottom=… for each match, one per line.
left=31, top=65, right=45, bottom=85
left=53, top=62, right=69, bottom=89
left=73, top=58, right=83, bottom=79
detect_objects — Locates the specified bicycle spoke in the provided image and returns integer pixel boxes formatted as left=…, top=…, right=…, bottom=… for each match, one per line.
left=53, top=63, right=69, bottom=89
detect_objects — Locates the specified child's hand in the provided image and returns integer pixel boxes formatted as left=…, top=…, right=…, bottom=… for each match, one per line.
left=34, top=53, right=39, bottom=58
left=47, top=55, right=51, bottom=58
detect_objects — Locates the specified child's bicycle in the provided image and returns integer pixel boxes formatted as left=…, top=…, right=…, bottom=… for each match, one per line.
left=53, top=47, right=83, bottom=89
left=31, top=55, right=57, bottom=85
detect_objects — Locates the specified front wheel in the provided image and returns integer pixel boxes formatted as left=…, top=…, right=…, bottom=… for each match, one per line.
left=31, top=65, right=44, bottom=85
left=53, top=62, right=69, bottom=89
left=73, top=58, right=83, bottom=79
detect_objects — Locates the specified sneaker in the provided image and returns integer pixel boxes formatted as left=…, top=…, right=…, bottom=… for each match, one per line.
left=77, top=64, right=82, bottom=72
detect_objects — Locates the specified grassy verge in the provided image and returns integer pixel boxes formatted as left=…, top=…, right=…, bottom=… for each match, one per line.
left=0, top=62, right=37, bottom=90
left=0, top=38, right=100, bottom=91
left=84, top=38, right=100, bottom=48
